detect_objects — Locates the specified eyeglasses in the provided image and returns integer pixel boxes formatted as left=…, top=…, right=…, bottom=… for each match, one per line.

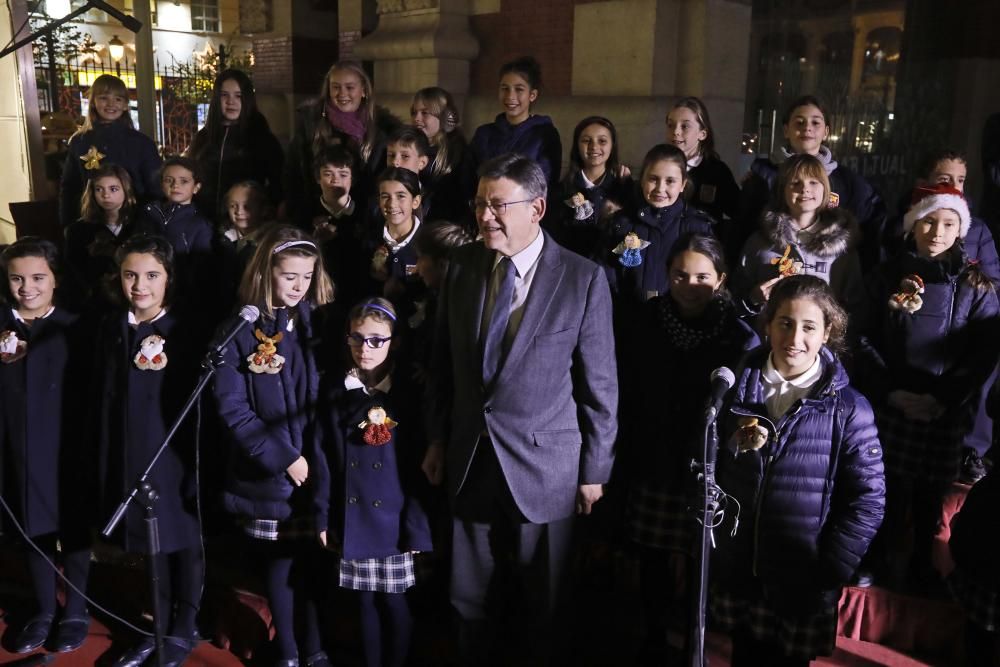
left=469, top=198, right=534, bottom=216
left=346, top=334, right=392, bottom=349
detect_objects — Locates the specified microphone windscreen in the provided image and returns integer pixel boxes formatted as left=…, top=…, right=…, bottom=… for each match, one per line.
left=711, top=366, right=736, bottom=388
left=238, top=305, right=260, bottom=322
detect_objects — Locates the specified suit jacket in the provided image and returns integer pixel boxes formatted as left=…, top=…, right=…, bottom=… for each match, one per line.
left=430, top=230, right=618, bottom=524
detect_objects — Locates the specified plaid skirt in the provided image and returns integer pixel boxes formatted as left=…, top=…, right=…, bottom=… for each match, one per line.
left=948, top=567, right=999, bottom=632
left=240, top=515, right=316, bottom=542
left=339, top=552, right=416, bottom=593
left=710, top=586, right=838, bottom=659
left=625, top=482, right=694, bottom=553
left=876, top=407, right=965, bottom=484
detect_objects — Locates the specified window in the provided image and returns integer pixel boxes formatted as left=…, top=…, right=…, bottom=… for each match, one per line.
left=191, top=0, right=220, bottom=33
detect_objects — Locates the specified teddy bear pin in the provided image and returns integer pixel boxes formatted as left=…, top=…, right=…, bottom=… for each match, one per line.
left=734, top=417, right=769, bottom=453
left=247, top=329, right=285, bottom=374
left=888, top=274, right=924, bottom=314
left=134, top=335, right=168, bottom=370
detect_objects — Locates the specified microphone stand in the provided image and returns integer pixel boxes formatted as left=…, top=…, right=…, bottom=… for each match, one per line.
left=101, top=351, right=225, bottom=667
left=688, top=407, right=722, bottom=667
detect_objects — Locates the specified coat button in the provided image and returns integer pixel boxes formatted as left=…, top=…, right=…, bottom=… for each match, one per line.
left=372, top=461, right=382, bottom=470
left=348, top=496, right=358, bottom=504
left=350, top=459, right=359, bottom=468
left=372, top=499, right=382, bottom=508
left=484, top=407, right=492, bottom=414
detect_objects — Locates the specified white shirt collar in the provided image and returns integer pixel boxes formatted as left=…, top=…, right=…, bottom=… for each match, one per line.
left=128, top=307, right=168, bottom=327
left=224, top=227, right=241, bottom=242
left=344, top=368, right=393, bottom=395
left=12, top=306, right=55, bottom=323
left=763, top=353, right=823, bottom=388
left=493, top=228, right=544, bottom=278
left=383, top=217, right=421, bottom=251
left=580, top=171, right=597, bottom=189
left=687, top=153, right=704, bottom=169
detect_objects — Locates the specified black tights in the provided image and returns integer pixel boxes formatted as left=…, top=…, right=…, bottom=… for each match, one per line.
left=638, top=546, right=689, bottom=652
left=250, top=539, right=322, bottom=661
left=357, top=591, right=412, bottom=667
left=24, top=533, right=91, bottom=618
left=151, top=546, right=204, bottom=638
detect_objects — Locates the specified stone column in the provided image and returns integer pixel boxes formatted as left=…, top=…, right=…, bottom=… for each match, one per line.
left=353, top=0, right=480, bottom=117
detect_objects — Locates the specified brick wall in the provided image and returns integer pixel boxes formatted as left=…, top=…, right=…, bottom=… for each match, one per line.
left=469, top=0, right=579, bottom=97
left=252, top=36, right=293, bottom=94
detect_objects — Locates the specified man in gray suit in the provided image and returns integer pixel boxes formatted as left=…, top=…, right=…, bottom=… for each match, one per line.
left=423, top=153, right=618, bottom=663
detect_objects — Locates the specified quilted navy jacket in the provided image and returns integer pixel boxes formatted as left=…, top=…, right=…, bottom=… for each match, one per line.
left=713, top=346, right=886, bottom=590
left=469, top=113, right=562, bottom=190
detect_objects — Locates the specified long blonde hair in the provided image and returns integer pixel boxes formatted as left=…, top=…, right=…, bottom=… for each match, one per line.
left=239, top=225, right=334, bottom=318
left=410, top=86, right=465, bottom=179
left=315, top=61, right=377, bottom=163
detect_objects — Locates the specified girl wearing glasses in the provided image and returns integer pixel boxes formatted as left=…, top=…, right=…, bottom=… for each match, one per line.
left=313, top=298, right=432, bottom=667
left=213, top=225, right=335, bottom=667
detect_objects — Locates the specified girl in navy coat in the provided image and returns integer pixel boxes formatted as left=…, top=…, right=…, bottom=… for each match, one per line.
left=96, top=234, right=204, bottom=667
left=60, top=74, right=161, bottom=227
left=0, top=239, right=92, bottom=655
left=623, top=234, right=758, bottom=662
left=605, top=144, right=715, bottom=306
left=313, top=298, right=432, bottom=667
left=712, top=275, right=885, bottom=666
left=859, top=184, right=1000, bottom=590
left=64, top=164, right=139, bottom=314
left=367, top=168, right=426, bottom=322
left=469, top=56, right=562, bottom=194
left=666, top=96, right=740, bottom=227
left=553, top=116, right=632, bottom=259
left=737, top=95, right=886, bottom=271
left=213, top=225, right=335, bottom=667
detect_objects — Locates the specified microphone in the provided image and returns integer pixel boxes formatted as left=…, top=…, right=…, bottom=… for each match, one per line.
left=704, top=366, right=736, bottom=423
left=207, top=305, right=259, bottom=357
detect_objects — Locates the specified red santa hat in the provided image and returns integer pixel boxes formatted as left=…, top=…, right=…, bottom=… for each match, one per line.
left=902, top=183, right=971, bottom=238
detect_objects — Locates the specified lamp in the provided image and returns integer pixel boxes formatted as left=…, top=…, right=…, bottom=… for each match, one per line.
left=46, top=0, right=71, bottom=18
left=109, top=35, right=125, bottom=63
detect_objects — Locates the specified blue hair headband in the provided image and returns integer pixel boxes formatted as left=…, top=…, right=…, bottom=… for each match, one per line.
left=364, top=302, right=396, bottom=321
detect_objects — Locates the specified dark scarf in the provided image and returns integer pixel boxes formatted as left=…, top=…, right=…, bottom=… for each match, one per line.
left=657, top=294, right=732, bottom=351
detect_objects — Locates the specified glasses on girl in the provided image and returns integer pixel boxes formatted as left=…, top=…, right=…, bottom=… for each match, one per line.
left=346, top=333, right=392, bottom=349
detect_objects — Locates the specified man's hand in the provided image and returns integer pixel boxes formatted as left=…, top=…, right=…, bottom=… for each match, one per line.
left=286, top=456, right=309, bottom=486
left=422, top=441, right=445, bottom=486
left=576, top=484, right=604, bottom=515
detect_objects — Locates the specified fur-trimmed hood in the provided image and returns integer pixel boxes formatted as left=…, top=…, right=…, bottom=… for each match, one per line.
left=761, top=208, right=857, bottom=258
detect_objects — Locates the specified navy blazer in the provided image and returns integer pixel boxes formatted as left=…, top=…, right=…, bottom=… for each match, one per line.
left=429, top=231, right=619, bottom=524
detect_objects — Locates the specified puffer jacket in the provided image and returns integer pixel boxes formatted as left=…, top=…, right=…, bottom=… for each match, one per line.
left=735, top=208, right=866, bottom=320
left=469, top=113, right=562, bottom=190
left=713, top=346, right=886, bottom=591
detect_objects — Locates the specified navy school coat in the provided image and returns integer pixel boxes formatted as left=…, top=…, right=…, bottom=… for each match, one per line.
left=312, top=370, right=432, bottom=561
left=0, top=306, right=93, bottom=539
left=213, top=303, right=319, bottom=522
left=469, top=114, right=562, bottom=192
left=96, top=309, right=202, bottom=554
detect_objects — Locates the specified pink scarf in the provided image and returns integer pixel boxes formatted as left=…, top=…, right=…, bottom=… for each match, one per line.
left=325, top=99, right=367, bottom=144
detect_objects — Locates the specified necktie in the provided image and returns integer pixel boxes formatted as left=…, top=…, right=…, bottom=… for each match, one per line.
left=482, top=257, right=516, bottom=388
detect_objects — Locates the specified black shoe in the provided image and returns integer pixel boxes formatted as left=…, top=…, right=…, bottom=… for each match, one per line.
left=13, top=614, right=54, bottom=654
left=959, top=449, right=987, bottom=485
left=52, top=616, right=90, bottom=652
left=157, top=636, right=198, bottom=667
left=112, top=637, right=157, bottom=667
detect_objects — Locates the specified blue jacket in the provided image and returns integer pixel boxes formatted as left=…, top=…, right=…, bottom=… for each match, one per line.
left=881, top=211, right=1000, bottom=285
left=214, top=304, right=320, bottom=521
left=312, top=371, right=433, bottom=561
left=737, top=156, right=886, bottom=271
left=551, top=168, right=632, bottom=260
left=714, top=347, right=885, bottom=590
left=60, top=121, right=162, bottom=227
left=136, top=201, right=214, bottom=258
left=606, top=198, right=715, bottom=304
left=469, top=114, right=562, bottom=191
left=0, top=307, right=92, bottom=539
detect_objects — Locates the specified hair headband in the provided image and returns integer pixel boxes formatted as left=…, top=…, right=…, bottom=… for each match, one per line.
left=272, top=240, right=317, bottom=255
left=364, top=302, right=396, bottom=321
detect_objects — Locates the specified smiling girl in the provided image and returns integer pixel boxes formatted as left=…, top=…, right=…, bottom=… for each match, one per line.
left=286, top=61, right=400, bottom=228
left=60, top=74, right=161, bottom=227
left=96, top=234, right=205, bottom=667
left=469, top=56, right=562, bottom=193
left=367, top=167, right=425, bottom=317
left=214, top=225, right=334, bottom=666
left=737, top=95, right=885, bottom=271
left=187, top=69, right=284, bottom=222
left=410, top=87, right=470, bottom=225
left=713, top=275, right=884, bottom=667
left=606, top=144, right=714, bottom=305
left=554, top=116, right=632, bottom=259
left=0, top=239, right=93, bottom=655
left=859, top=184, right=999, bottom=591
left=734, top=154, right=864, bottom=318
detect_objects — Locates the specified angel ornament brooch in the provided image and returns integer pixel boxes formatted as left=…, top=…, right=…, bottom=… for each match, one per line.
left=613, top=232, right=651, bottom=268
left=359, top=406, right=398, bottom=446
left=0, top=330, right=27, bottom=364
